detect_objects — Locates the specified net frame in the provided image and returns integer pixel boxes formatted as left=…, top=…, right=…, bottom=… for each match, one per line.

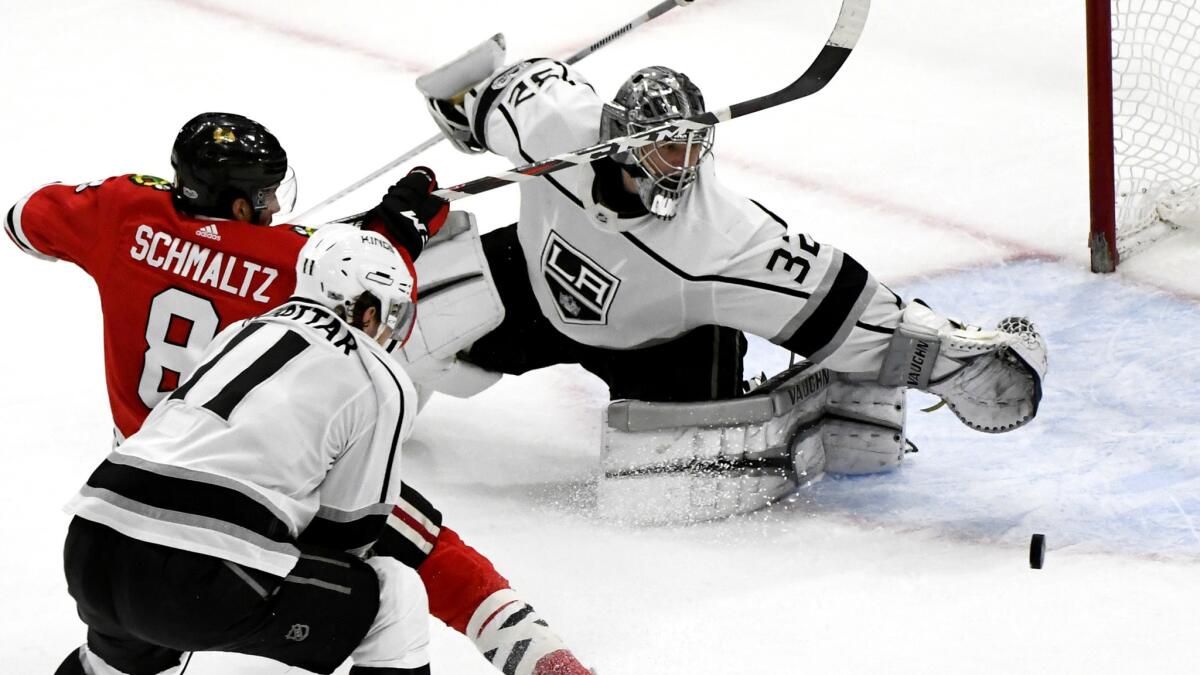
left=1089, top=0, right=1200, bottom=272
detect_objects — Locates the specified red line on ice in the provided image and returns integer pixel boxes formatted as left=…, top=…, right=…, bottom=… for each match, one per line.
left=167, top=0, right=428, bottom=73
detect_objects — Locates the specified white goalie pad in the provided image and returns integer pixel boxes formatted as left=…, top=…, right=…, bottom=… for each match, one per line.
left=879, top=302, right=1047, bottom=433
left=388, top=212, right=504, bottom=397
left=416, top=33, right=506, bottom=99
left=598, top=365, right=907, bottom=524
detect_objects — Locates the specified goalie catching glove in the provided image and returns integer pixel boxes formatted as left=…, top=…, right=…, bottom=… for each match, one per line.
left=879, top=301, right=1047, bottom=433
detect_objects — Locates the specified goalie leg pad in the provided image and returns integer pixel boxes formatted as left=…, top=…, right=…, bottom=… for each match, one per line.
left=598, top=367, right=907, bottom=524
left=822, top=379, right=907, bottom=474
left=390, top=212, right=505, bottom=397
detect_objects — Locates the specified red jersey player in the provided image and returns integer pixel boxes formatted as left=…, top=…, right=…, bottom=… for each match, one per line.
left=6, top=112, right=589, bottom=675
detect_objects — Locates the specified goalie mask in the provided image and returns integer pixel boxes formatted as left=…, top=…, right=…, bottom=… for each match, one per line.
left=600, top=66, right=714, bottom=219
left=294, top=224, right=418, bottom=345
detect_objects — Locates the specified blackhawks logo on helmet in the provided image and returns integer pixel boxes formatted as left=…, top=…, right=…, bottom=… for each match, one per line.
left=129, top=174, right=173, bottom=191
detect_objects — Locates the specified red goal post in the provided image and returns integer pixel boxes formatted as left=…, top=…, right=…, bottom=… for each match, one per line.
left=1087, top=0, right=1200, bottom=273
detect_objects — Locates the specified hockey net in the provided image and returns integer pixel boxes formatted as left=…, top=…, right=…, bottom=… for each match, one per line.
left=1089, top=0, right=1200, bottom=272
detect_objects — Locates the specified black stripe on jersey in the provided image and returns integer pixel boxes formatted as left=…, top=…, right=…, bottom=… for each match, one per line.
left=299, top=513, right=388, bottom=552
left=473, top=60, right=525, bottom=151
left=370, top=353, right=406, bottom=502
left=202, top=330, right=309, bottom=420
left=366, top=483, right=444, bottom=569
left=170, top=321, right=264, bottom=401
left=749, top=199, right=788, bottom=233
left=752, top=198, right=897, bottom=337
left=777, top=254, right=870, bottom=357
left=856, top=322, right=895, bottom=335
left=620, top=232, right=813, bottom=300
left=556, top=60, right=594, bottom=92
left=886, top=285, right=903, bottom=308
left=5, top=204, right=35, bottom=255
left=497, top=105, right=584, bottom=209
left=370, top=520, right=431, bottom=569
left=399, top=482, right=444, bottom=529
left=87, top=459, right=293, bottom=543
left=472, top=58, right=541, bottom=151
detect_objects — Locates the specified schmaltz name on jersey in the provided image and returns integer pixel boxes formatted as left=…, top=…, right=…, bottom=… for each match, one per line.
left=129, top=223, right=280, bottom=302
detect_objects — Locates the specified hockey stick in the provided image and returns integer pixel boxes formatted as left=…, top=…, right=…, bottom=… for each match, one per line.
left=429, top=0, right=868, bottom=203
left=292, top=0, right=698, bottom=223
left=330, top=0, right=868, bottom=222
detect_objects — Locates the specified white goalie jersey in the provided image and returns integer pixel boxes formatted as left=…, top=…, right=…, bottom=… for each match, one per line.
left=67, top=299, right=417, bottom=577
left=463, top=58, right=903, bottom=373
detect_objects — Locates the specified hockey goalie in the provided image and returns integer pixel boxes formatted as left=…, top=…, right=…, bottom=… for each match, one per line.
left=394, top=35, right=1048, bottom=523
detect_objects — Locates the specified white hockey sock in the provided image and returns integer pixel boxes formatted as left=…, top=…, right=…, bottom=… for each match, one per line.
left=467, top=589, right=588, bottom=675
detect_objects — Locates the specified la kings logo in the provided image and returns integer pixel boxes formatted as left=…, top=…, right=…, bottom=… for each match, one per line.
left=540, top=231, right=620, bottom=324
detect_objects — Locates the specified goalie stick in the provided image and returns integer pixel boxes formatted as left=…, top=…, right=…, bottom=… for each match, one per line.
left=292, top=0, right=699, bottom=223
left=332, top=0, right=869, bottom=220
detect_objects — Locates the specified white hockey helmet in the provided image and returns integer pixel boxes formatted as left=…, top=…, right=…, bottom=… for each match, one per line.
left=294, top=224, right=417, bottom=344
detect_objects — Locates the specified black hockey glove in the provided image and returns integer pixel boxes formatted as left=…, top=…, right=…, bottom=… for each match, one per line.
left=370, top=166, right=450, bottom=257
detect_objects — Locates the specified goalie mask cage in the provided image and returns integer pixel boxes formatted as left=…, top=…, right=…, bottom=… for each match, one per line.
left=1088, top=0, right=1200, bottom=272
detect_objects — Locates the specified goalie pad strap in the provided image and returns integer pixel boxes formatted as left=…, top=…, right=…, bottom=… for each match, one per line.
left=878, top=324, right=942, bottom=389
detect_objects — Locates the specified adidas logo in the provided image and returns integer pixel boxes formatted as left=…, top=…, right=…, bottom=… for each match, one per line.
left=196, top=224, right=221, bottom=241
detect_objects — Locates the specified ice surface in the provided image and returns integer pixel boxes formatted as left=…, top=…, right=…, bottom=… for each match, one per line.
left=1, top=1, right=1197, bottom=673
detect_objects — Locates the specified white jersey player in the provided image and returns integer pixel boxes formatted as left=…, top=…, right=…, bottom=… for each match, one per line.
left=467, top=61, right=899, bottom=375
left=58, top=225, right=431, bottom=675
left=412, top=47, right=1046, bottom=522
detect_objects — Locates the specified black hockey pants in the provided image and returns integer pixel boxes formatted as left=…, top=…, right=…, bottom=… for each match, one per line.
left=465, top=223, right=747, bottom=402
left=60, top=517, right=397, bottom=675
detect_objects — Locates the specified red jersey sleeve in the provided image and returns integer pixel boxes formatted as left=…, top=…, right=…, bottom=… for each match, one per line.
left=5, top=177, right=125, bottom=272
left=10, top=173, right=312, bottom=440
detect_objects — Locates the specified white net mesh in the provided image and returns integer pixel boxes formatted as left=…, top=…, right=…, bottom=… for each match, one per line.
left=1111, top=0, right=1200, bottom=253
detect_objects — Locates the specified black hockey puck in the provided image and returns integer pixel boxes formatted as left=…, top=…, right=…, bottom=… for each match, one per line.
left=1029, top=533, right=1046, bottom=569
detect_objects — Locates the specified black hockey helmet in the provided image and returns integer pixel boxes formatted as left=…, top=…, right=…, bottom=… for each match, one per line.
left=170, top=112, right=290, bottom=222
